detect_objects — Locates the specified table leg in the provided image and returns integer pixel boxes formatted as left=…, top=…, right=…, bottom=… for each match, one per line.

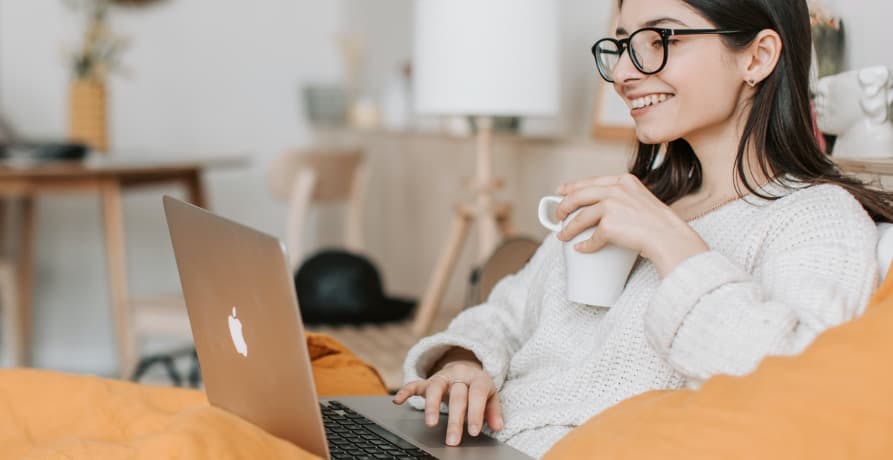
left=0, top=199, right=6, bottom=253
left=14, top=197, right=35, bottom=366
left=185, top=170, right=208, bottom=208
left=100, top=180, right=134, bottom=378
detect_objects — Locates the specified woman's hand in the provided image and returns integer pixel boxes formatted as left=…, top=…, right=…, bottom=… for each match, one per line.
left=392, top=360, right=504, bottom=447
left=555, top=173, right=709, bottom=277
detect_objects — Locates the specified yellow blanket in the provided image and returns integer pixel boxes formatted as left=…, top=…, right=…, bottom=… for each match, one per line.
left=0, top=332, right=387, bottom=460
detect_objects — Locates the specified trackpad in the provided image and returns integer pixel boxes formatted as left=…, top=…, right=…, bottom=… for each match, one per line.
left=391, top=419, right=501, bottom=449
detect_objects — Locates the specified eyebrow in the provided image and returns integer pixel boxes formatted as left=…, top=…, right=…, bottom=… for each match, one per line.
left=616, top=17, right=690, bottom=36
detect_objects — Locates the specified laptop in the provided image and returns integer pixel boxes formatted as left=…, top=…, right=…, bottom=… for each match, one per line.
left=163, top=196, right=530, bottom=460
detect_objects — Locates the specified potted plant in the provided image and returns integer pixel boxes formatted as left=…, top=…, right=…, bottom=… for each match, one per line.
left=64, top=0, right=160, bottom=153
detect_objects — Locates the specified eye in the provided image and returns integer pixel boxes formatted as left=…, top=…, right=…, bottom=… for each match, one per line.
left=668, top=39, right=680, bottom=45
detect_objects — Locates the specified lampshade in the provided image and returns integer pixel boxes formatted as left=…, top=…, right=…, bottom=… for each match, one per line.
left=413, top=0, right=559, bottom=117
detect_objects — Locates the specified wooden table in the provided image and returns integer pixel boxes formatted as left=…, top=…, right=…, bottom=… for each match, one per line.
left=0, top=153, right=248, bottom=377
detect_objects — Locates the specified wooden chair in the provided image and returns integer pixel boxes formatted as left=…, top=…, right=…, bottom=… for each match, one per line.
left=267, top=148, right=367, bottom=272
left=466, top=237, right=541, bottom=307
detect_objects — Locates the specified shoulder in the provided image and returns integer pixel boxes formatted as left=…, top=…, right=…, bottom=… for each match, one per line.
left=761, top=181, right=877, bottom=249
left=772, top=182, right=871, bottom=222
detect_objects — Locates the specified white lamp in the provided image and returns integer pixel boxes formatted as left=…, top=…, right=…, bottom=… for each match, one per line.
left=411, top=0, right=559, bottom=335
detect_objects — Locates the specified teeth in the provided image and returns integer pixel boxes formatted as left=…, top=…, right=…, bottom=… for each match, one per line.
left=631, top=93, right=673, bottom=109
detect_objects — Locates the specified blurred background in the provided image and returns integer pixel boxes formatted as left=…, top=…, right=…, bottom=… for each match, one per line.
left=0, top=0, right=890, bottom=385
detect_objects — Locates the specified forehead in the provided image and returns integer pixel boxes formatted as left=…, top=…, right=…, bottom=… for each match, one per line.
left=617, top=0, right=710, bottom=34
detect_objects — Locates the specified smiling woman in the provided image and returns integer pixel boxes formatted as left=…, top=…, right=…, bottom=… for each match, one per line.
left=395, top=0, right=893, bottom=457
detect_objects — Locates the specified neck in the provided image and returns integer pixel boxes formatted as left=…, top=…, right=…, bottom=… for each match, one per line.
left=683, top=105, right=770, bottom=199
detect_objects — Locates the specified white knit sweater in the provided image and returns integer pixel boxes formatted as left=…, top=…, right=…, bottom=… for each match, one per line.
left=402, top=181, right=879, bottom=458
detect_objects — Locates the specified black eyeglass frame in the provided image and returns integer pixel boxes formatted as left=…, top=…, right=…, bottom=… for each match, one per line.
left=592, top=28, right=749, bottom=83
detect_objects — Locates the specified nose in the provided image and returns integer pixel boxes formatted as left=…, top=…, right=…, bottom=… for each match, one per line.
left=611, top=47, right=644, bottom=84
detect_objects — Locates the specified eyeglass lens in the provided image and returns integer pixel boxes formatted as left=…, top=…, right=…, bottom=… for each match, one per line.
left=595, top=29, right=666, bottom=81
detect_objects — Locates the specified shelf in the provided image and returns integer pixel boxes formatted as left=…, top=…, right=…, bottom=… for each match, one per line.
left=835, top=157, right=893, bottom=176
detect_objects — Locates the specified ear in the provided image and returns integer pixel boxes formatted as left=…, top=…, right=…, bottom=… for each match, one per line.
left=740, top=29, right=783, bottom=87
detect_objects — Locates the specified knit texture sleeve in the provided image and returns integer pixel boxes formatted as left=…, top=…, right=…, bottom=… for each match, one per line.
left=645, top=185, right=879, bottom=385
left=402, top=236, right=558, bottom=392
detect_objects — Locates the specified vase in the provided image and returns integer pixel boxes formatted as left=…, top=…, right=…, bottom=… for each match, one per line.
left=68, top=79, right=108, bottom=153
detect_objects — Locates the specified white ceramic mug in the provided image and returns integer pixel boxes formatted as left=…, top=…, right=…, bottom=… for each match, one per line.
left=538, top=195, right=639, bottom=307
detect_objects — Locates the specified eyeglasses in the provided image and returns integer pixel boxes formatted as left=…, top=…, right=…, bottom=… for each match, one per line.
left=592, top=27, right=748, bottom=83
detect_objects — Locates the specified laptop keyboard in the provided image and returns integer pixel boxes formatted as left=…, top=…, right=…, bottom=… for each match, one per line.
left=321, top=400, right=436, bottom=459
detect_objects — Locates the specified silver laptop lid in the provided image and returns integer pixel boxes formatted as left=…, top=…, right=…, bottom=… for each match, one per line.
left=163, top=195, right=329, bottom=458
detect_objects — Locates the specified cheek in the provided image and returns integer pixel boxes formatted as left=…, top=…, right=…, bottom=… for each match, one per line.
left=640, top=61, right=741, bottom=141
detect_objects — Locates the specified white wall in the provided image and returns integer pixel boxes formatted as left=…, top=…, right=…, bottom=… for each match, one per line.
left=822, top=0, right=893, bottom=69
left=0, top=0, right=344, bottom=375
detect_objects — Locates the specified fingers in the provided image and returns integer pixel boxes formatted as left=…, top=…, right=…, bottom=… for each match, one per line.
left=556, top=174, right=627, bottom=196
left=484, top=393, right=505, bottom=432
left=574, top=221, right=610, bottom=253
left=394, top=373, right=505, bottom=445
left=392, top=380, right=423, bottom=405
left=424, top=377, right=449, bottom=427
left=558, top=203, right=604, bottom=243
left=465, top=376, right=491, bottom=437
left=555, top=186, right=611, bottom=222
left=445, top=382, right=468, bottom=446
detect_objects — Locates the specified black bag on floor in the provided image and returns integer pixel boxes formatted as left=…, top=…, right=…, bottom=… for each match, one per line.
left=294, top=249, right=415, bottom=325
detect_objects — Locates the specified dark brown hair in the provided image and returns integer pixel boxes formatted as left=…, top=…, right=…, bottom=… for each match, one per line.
left=620, top=0, right=893, bottom=222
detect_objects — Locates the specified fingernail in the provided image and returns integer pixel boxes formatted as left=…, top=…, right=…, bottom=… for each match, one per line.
left=468, top=424, right=479, bottom=436
left=426, top=414, right=436, bottom=425
left=447, top=433, right=459, bottom=445
left=574, top=243, right=583, bottom=251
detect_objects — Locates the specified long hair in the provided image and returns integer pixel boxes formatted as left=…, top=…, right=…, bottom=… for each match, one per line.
left=620, top=0, right=893, bottom=222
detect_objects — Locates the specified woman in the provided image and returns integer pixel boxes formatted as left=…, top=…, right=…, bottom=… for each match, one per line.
left=394, top=0, right=893, bottom=457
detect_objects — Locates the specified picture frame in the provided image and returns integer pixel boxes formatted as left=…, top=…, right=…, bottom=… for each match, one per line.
left=591, top=8, right=637, bottom=141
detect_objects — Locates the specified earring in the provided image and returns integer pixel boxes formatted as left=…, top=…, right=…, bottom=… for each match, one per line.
left=747, top=79, right=756, bottom=87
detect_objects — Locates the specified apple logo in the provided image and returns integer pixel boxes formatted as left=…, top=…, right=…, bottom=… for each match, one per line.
left=228, top=306, right=248, bottom=357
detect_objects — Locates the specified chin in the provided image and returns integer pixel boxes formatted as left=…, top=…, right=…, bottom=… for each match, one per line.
left=634, top=126, right=675, bottom=145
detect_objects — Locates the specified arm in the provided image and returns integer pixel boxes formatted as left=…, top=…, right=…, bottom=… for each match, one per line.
left=402, top=236, right=558, bottom=391
left=645, top=187, right=879, bottom=385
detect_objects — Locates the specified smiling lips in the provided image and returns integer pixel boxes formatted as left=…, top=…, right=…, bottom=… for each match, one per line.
left=629, top=93, right=675, bottom=110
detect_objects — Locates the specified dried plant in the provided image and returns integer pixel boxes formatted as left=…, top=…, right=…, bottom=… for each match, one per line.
left=63, top=0, right=160, bottom=82
left=808, top=0, right=842, bottom=30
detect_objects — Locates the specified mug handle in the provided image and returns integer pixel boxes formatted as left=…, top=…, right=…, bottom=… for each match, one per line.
left=538, top=195, right=563, bottom=232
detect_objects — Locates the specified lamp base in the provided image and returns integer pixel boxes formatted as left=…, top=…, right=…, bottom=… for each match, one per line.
left=411, top=115, right=514, bottom=337
left=411, top=200, right=513, bottom=337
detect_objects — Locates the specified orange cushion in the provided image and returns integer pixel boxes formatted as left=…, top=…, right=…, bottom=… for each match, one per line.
left=0, top=332, right=386, bottom=460
left=545, top=270, right=893, bottom=459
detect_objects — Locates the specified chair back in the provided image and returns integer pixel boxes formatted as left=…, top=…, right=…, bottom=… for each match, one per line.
left=466, top=237, right=541, bottom=307
left=267, top=148, right=367, bottom=271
